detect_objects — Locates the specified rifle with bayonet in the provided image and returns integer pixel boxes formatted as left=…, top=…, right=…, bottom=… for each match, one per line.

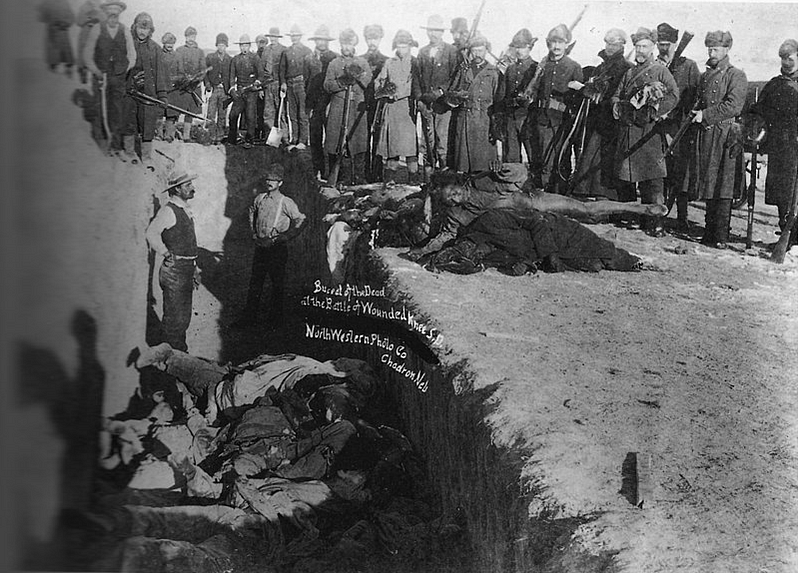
left=328, top=84, right=354, bottom=186
left=127, top=88, right=207, bottom=121
left=745, top=128, right=764, bottom=249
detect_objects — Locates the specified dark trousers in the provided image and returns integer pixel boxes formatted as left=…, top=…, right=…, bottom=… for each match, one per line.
left=244, top=243, right=288, bottom=323
left=122, top=95, right=160, bottom=142
left=228, top=90, right=258, bottom=142
left=159, top=259, right=195, bottom=352
left=703, top=198, right=732, bottom=244
left=286, top=80, right=309, bottom=144
left=309, top=103, right=328, bottom=176
left=94, top=72, right=126, bottom=148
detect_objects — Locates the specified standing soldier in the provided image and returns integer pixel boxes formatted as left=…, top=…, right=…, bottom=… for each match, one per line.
left=324, top=28, right=371, bottom=184
left=529, top=24, right=583, bottom=193
left=307, top=25, right=337, bottom=180
left=235, top=164, right=306, bottom=331
left=228, top=34, right=261, bottom=148
left=690, top=31, right=748, bottom=248
left=261, top=27, right=287, bottom=137
left=38, top=0, right=75, bottom=75
left=76, top=0, right=105, bottom=84
left=450, top=33, right=501, bottom=173
left=655, top=22, right=701, bottom=231
left=83, top=0, right=135, bottom=155
left=160, top=32, right=180, bottom=142
left=204, top=33, right=232, bottom=145
left=572, top=28, right=632, bottom=200
left=374, top=29, right=420, bottom=183
left=611, top=27, right=679, bottom=235
left=122, top=12, right=169, bottom=167
left=450, top=17, right=471, bottom=58
left=361, top=24, right=388, bottom=180
left=496, top=28, right=538, bottom=165
left=254, top=34, right=268, bottom=140
left=280, top=25, right=315, bottom=150
left=146, top=171, right=200, bottom=352
left=175, top=26, right=206, bottom=143
left=416, top=15, right=460, bottom=174
left=749, top=39, right=798, bottom=243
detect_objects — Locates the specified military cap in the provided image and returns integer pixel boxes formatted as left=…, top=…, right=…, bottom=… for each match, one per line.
left=631, top=27, right=658, bottom=45
left=451, top=17, right=469, bottom=34
left=604, top=28, right=627, bottom=45
left=161, top=32, right=177, bottom=45
left=289, top=24, right=303, bottom=36
left=165, top=171, right=198, bottom=193
left=364, top=24, right=384, bottom=40
left=184, top=26, right=197, bottom=37
left=236, top=34, right=251, bottom=44
left=779, top=38, right=798, bottom=57
left=656, top=23, right=679, bottom=43
left=100, top=0, right=126, bottom=14
left=133, top=12, right=154, bottom=33
left=266, top=26, right=282, bottom=38
left=255, top=34, right=267, bottom=44
left=339, top=28, right=359, bottom=46
left=392, top=29, right=418, bottom=49
left=216, top=33, right=229, bottom=46
left=309, top=25, right=335, bottom=41
left=468, top=33, right=490, bottom=49
left=547, top=24, right=571, bottom=44
left=510, top=28, right=536, bottom=48
left=264, top=163, right=285, bottom=181
left=704, top=30, right=733, bottom=48
left=421, top=15, right=446, bottom=31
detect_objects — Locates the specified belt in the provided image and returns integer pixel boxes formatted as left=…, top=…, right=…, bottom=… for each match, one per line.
left=287, top=75, right=305, bottom=84
left=173, top=254, right=197, bottom=260
left=537, top=98, right=566, bottom=113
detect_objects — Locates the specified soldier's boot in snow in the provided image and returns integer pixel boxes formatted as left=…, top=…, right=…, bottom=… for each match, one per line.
left=122, top=135, right=139, bottom=163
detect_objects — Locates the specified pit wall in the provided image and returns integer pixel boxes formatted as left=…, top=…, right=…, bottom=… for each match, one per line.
left=310, top=252, right=616, bottom=573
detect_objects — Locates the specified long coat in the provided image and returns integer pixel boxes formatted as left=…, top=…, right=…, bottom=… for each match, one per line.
left=375, top=54, right=418, bottom=158
left=324, top=55, right=371, bottom=155
left=692, top=56, right=748, bottom=200
left=612, top=58, right=679, bottom=182
left=750, top=71, right=798, bottom=206
left=175, top=42, right=206, bottom=114
left=452, top=60, right=500, bottom=173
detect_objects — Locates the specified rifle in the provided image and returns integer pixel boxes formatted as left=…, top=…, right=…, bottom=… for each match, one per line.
left=100, top=72, right=112, bottom=144
left=668, top=31, right=694, bottom=74
left=564, top=4, right=588, bottom=56
left=221, top=83, right=267, bottom=108
left=745, top=133, right=763, bottom=249
left=328, top=84, right=354, bottom=186
left=171, top=66, right=213, bottom=93
left=127, top=88, right=207, bottom=121
left=771, top=173, right=797, bottom=263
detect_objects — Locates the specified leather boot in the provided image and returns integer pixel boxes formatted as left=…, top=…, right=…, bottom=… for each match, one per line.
left=182, top=121, right=192, bottom=142
left=154, top=117, right=165, bottom=141
left=713, top=198, right=732, bottom=248
left=353, top=153, right=367, bottom=185
left=701, top=200, right=716, bottom=245
left=140, top=141, right=154, bottom=169
left=676, top=195, right=689, bottom=232
left=164, top=120, right=177, bottom=143
left=383, top=167, right=398, bottom=183
left=122, top=135, right=138, bottom=163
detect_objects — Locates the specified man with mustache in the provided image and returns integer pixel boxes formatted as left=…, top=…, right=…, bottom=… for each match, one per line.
left=612, top=27, right=679, bottom=236
left=689, top=30, right=748, bottom=248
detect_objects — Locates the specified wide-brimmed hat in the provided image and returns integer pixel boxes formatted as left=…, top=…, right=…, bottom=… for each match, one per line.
left=165, top=171, right=198, bottom=192
left=100, top=0, right=126, bottom=15
left=468, top=33, right=490, bottom=49
left=421, top=15, right=445, bottom=31
left=309, top=25, right=334, bottom=41
left=264, top=163, right=284, bottom=181
left=451, top=17, right=469, bottom=34
left=236, top=34, right=251, bottom=44
left=510, top=28, right=536, bottom=48
left=392, top=29, right=418, bottom=49
left=704, top=30, right=733, bottom=48
left=339, top=28, right=359, bottom=46
left=289, top=24, right=303, bottom=36
left=546, top=23, right=571, bottom=44
left=266, top=26, right=282, bottom=38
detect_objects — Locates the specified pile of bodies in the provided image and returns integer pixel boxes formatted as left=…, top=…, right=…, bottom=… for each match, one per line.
left=84, top=346, right=471, bottom=572
left=322, top=163, right=660, bottom=280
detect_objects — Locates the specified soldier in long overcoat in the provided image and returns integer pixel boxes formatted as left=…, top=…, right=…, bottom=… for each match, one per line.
left=688, top=30, right=748, bottom=247
left=612, top=27, right=678, bottom=235
left=362, top=24, right=389, bottom=180
left=572, top=28, right=632, bottom=200
left=175, top=26, right=206, bottom=141
left=748, top=39, right=797, bottom=241
left=374, top=30, right=420, bottom=182
left=450, top=34, right=500, bottom=173
left=324, top=29, right=372, bottom=184
left=656, top=22, right=701, bottom=230
left=160, top=33, right=181, bottom=142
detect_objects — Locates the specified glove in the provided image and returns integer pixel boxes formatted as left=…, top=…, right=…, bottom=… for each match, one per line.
left=132, top=70, right=146, bottom=90
left=420, top=91, right=439, bottom=105
left=374, top=81, right=397, bottom=100
left=344, top=62, right=363, bottom=79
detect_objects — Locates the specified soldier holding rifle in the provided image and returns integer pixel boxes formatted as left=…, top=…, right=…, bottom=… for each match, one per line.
left=228, top=34, right=262, bottom=148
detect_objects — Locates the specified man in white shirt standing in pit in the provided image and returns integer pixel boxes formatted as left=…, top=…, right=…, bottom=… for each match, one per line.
left=235, top=163, right=306, bottom=330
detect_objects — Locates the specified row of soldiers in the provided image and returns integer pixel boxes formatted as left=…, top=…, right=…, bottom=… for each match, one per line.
left=43, top=0, right=796, bottom=246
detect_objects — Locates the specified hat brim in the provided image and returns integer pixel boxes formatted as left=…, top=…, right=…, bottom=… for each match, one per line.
left=165, top=174, right=198, bottom=190
left=309, top=36, right=335, bottom=41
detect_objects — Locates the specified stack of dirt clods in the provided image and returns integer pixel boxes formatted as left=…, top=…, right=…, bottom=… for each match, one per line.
left=81, top=348, right=472, bottom=572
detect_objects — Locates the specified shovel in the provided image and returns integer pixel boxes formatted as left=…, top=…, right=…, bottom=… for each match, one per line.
left=266, top=91, right=286, bottom=147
